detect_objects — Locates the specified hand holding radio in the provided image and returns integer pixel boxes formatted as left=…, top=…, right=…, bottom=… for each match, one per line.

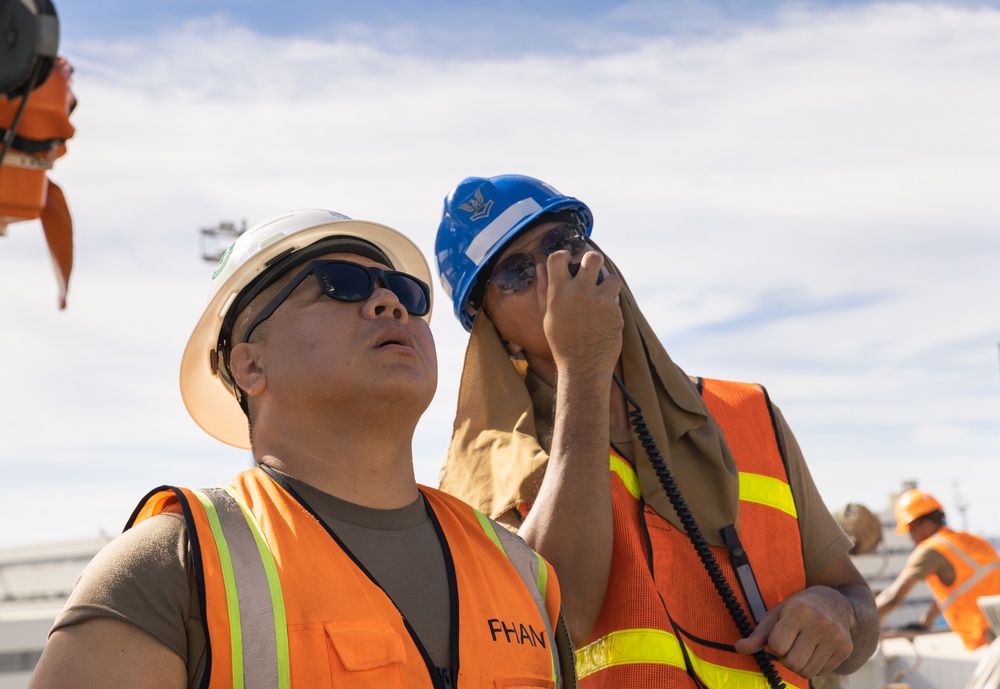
left=567, top=261, right=605, bottom=284
left=538, top=248, right=622, bottom=380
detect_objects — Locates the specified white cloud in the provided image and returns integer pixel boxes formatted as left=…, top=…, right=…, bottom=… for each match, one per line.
left=2, top=2, right=999, bottom=545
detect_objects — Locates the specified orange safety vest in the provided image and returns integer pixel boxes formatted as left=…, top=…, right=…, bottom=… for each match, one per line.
left=572, top=378, right=809, bottom=689
left=923, top=527, right=1000, bottom=649
left=129, top=466, right=563, bottom=689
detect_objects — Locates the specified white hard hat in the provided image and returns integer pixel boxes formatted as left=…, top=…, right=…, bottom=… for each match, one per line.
left=179, top=208, right=434, bottom=450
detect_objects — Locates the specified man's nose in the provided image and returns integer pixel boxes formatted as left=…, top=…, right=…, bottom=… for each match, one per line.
left=366, top=280, right=406, bottom=321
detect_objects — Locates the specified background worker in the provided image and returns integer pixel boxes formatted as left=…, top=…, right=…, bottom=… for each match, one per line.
left=433, top=174, right=879, bottom=688
left=29, top=209, right=573, bottom=689
left=877, top=488, right=1000, bottom=649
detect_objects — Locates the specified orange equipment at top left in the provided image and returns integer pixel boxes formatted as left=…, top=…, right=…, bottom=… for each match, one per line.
left=0, top=57, right=76, bottom=309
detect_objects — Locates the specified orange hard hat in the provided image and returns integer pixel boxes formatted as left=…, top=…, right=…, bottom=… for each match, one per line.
left=895, top=489, right=944, bottom=533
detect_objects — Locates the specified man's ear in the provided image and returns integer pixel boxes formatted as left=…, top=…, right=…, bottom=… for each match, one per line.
left=230, top=342, right=267, bottom=397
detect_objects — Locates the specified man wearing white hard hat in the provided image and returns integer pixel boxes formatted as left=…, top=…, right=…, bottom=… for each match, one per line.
left=30, top=209, right=575, bottom=689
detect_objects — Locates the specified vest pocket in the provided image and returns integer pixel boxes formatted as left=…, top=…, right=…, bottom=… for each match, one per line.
left=324, top=619, right=406, bottom=688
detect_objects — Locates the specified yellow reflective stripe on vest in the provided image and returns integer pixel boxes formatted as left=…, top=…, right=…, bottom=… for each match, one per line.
left=474, top=507, right=505, bottom=549
left=575, top=627, right=682, bottom=678
left=221, top=486, right=291, bottom=689
left=193, top=489, right=246, bottom=689
left=576, top=628, right=803, bottom=689
left=193, top=488, right=291, bottom=689
left=473, top=508, right=558, bottom=687
left=738, top=473, right=798, bottom=519
left=475, top=508, right=550, bottom=601
left=610, top=456, right=796, bottom=518
left=533, top=551, right=549, bottom=601
left=610, top=455, right=642, bottom=499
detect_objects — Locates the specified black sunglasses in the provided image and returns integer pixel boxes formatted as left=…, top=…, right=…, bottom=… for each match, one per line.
left=489, top=223, right=590, bottom=295
left=242, top=260, right=430, bottom=343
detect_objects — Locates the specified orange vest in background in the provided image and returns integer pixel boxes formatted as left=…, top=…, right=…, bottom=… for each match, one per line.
left=573, top=378, right=808, bottom=689
left=129, top=467, right=561, bottom=688
left=924, top=527, right=1000, bottom=649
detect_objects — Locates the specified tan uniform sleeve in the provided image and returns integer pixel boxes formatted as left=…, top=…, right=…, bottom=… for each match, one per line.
left=900, top=543, right=952, bottom=584
left=51, top=512, right=204, bottom=683
left=772, top=405, right=854, bottom=581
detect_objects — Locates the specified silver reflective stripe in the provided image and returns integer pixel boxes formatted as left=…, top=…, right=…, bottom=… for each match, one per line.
left=464, top=198, right=543, bottom=264
left=483, top=514, right=561, bottom=688
left=941, top=563, right=1000, bottom=610
left=199, top=487, right=284, bottom=689
left=929, top=533, right=1000, bottom=610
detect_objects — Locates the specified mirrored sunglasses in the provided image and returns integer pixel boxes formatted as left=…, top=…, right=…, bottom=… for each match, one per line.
left=242, top=260, right=430, bottom=343
left=489, top=224, right=590, bottom=295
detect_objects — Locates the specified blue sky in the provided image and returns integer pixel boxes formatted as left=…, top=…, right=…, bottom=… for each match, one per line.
left=59, top=1, right=869, bottom=41
left=62, top=0, right=993, bottom=54
left=2, top=0, right=999, bottom=547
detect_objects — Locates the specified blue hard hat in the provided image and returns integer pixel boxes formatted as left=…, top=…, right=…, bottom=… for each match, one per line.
left=435, top=174, right=593, bottom=331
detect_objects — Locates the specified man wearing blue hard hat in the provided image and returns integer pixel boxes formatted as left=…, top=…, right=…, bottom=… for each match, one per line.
left=434, top=174, right=878, bottom=689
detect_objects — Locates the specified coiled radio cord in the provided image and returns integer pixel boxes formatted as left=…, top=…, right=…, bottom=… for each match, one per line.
left=613, top=371, right=787, bottom=689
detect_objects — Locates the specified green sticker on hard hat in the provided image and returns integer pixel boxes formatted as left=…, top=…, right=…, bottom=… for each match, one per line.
left=211, top=244, right=235, bottom=280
